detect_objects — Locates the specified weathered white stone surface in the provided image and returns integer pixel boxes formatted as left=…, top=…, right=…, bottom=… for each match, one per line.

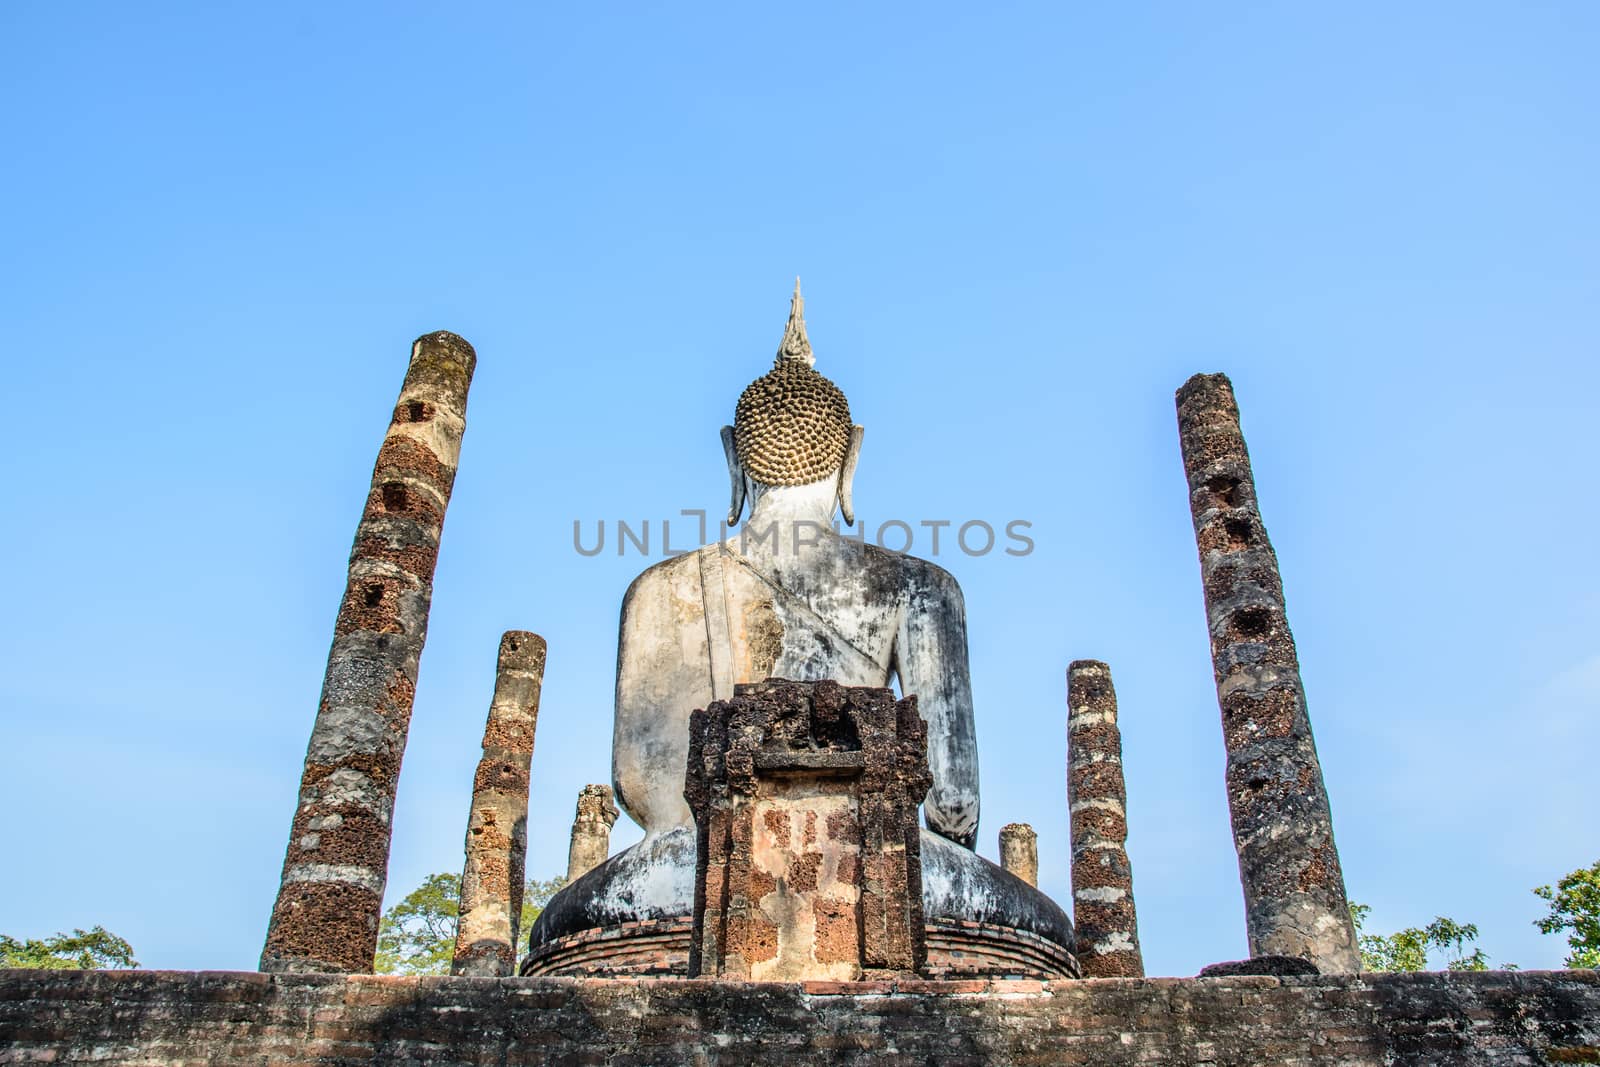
left=612, top=479, right=981, bottom=848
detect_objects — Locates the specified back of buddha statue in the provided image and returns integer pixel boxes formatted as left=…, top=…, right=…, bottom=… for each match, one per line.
left=611, top=283, right=980, bottom=849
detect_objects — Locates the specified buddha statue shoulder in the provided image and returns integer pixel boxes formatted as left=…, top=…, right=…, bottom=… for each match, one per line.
left=613, top=282, right=978, bottom=849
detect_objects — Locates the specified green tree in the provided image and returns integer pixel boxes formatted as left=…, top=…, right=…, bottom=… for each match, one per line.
left=374, top=872, right=566, bottom=975
left=520, top=876, right=567, bottom=936
left=0, top=926, right=138, bottom=970
left=1349, top=903, right=1489, bottom=972
left=1533, top=860, right=1600, bottom=969
left=375, top=872, right=461, bottom=975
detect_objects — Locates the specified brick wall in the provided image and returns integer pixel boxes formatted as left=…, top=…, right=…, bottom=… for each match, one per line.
left=522, top=917, right=1078, bottom=980
left=2, top=969, right=1597, bottom=1065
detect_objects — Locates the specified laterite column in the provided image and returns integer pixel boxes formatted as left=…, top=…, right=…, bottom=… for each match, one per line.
left=453, top=631, right=546, bottom=977
left=1067, top=660, right=1144, bottom=978
left=998, top=823, right=1038, bottom=887
left=566, top=784, right=619, bottom=884
left=1176, top=373, right=1359, bottom=973
left=261, top=331, right=476, bottom=974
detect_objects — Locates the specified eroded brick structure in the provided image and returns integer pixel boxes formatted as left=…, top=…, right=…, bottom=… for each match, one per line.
left=1067, top=659, right=1145, bottom=978
left=684, top=679, right=932, bottom=980
left=998, top=823, right=1038, bottom=887
left=565, top=784, right=619, bottom=883
left=6, top=969, right=1598, bottom=1065
left=261, top=331, right=475, bottom=975
left=452, top=630, right=546, bottom=977
left=1176, top=373, right=1360, bottom=973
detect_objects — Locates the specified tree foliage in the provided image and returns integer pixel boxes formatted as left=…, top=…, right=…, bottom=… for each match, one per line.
left=0, top=926, right=138, bottom=970
left=1534, top=859, right=1600, bottom=969
left=1349, top=903, right=1489, bottom=972
left=375, top=872, right=462, bottom=976
left=520, top=876, right=567, bottom=934
left=374, top=872, right=566, bottom=975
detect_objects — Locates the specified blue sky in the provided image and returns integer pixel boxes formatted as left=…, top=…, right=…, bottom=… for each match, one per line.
left=2, top=3, right=1595, bottom=975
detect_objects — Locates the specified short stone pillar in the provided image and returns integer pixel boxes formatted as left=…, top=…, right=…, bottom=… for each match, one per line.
left=452, top=631, right=546, bottom=977
left=262, top=331, right=476, bottom=974
left=684, top=679, right=932, bottom=981
left=1067, top=660, right=1145, bottom=978
left=566, top=784, right=619, bottom=883
left=1176, top=373, right=1360, bottom=973
left=998, top=824, right=1038, bottom=887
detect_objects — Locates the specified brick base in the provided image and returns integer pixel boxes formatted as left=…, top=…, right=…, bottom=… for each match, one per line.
left=521, top=917, right=1078, bottom=980
left=521, top=918, right=692, bottom=977
left=923, top=919, right=1080, bottom=979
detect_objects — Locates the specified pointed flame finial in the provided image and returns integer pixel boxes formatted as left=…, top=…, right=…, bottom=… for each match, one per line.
left=776, top=276, right=814, bottom=367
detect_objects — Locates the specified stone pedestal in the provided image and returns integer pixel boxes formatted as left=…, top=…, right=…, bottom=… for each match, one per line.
left=683, top=679, right=932, bottom=980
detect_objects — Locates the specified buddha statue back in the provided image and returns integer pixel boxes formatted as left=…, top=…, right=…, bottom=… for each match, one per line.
left=525, top=283, right=1076, bottom=979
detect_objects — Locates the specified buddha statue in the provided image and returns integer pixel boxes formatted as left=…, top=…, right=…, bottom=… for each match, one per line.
left=613, top=280, right=979, bottom=850
left=527, top=283, right=1074, bottom=976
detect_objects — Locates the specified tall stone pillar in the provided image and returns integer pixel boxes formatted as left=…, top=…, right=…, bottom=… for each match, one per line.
left=566, top=784, right=619, bottom=884
left=1067, top=660, right=1145, bottom=978
left=1175, top=373, right=1360, bottom=973
left=452, top=631, right=546, bottom=977
left=998, top=823, right=1038, bottom=887
left=261, top=331, right=476, bottom=974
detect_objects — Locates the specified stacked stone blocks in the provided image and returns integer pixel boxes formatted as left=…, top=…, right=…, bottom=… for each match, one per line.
left=684, top=679, right=933, bottom=980
left=4, top=969, right=1597, bottom=1065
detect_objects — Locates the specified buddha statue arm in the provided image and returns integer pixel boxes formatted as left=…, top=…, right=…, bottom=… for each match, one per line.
left=613, top=557, right=713, bottom=834
left=894, top=560, right=980, bottom=849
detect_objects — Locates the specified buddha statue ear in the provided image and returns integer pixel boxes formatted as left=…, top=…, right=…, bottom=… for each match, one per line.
left=837, top=425, right=864, bottom=526
left=720, top=425, right=746, bottom=526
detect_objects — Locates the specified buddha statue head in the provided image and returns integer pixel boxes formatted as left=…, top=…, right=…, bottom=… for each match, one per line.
left=720, top=280, right=864, bottom=529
